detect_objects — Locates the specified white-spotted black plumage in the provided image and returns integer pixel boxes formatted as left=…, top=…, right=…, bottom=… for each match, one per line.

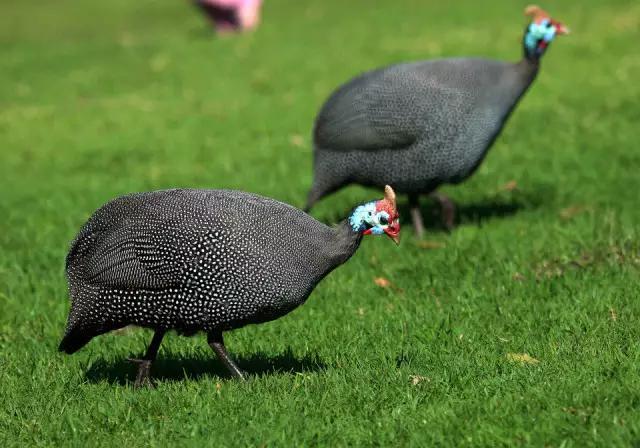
left=59, top=188, right=385, bottom=359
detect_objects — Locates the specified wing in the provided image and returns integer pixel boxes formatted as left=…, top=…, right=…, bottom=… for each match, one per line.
left=68, top=216, right=218, bottom=291
left=66, top=190, right=227, bottom=291
left=313, top=59, right=511, bottom=153
left=65, top=188, right=315, bottom=292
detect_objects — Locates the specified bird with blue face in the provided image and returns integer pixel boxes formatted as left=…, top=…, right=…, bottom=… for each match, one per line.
left=350, top=200, right=398, bottom=237
left=59, top=186, right=399, bottom=386
left=524, top=5, right=570, bottom=59
left=306, top=5, right=569, bottom=236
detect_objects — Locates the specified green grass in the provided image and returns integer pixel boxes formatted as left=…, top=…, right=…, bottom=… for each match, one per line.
left=1, top=0, right=639, bottom=445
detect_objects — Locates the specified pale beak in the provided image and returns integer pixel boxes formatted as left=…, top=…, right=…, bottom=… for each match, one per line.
left=384, top=220, right=400, bottom=245
left=556, top=23, right=570, bottom=35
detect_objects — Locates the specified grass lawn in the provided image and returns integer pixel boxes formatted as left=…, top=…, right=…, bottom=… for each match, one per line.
left=1, top=0, right=639, bottom=445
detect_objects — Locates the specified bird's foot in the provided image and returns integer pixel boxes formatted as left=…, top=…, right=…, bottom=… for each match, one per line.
left=408, top=194, right=425, bottom=239
left=232, top=368, right=248, bottom=381
left=127, top=358, right=155, bottom=389
left=208, top=333, right=248, bottom=381
left=219, top=358, right=247, bottom=381
left=410, top=206, right=425, bottom=239
left=430, top=192, right=456, bottom=232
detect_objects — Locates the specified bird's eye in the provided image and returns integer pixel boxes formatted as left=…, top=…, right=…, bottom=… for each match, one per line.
left=379, top=215, right=389, bottom=225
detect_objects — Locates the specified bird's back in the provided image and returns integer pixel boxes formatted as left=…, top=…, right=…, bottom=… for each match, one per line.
left=311, top=58, right=537, bottom=194
left=315, top=58, right=535, bottom=153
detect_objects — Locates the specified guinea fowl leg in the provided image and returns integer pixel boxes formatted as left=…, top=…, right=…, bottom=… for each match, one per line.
left=128, top=329, right=165, bottom=388
left=430, top=192, right=456, bottom=231
left=408, top=194, right=425, bottom=239
left=207, top=331, right=246, bottom=380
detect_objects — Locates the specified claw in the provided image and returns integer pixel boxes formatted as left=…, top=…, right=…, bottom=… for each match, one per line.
left=127, top=358, right=154, bottom=388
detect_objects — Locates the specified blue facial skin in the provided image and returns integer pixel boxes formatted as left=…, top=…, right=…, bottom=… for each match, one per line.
left=349, top=202, right=390, bottom=234
left=524, top=19, right=557, bottom=57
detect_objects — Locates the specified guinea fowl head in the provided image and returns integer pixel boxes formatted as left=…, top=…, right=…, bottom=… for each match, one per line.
left=523, top=5, right=569, bottom=61
left=348, top=185, right=401, bottom=245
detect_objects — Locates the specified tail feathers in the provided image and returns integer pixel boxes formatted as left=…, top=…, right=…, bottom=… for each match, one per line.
left=305, top=181, right=343, bottom=213
left=58, top=325, right=95, bottom=354
left=306, top=146, right=351, bottom=212
left=305, top=176, right=334, bottom=212
left=303, top=193, right=316, bottom=214
left=304, top=190, right=322, bottom=213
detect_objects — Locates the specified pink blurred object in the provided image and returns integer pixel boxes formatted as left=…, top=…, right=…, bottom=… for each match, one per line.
left=195, top=0, right=263, bottom=33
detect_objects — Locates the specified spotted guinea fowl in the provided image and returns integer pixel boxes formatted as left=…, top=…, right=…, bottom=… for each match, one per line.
left=305, top=5, right=569, bottom=236
left=59, top=187, right=400, bottom=386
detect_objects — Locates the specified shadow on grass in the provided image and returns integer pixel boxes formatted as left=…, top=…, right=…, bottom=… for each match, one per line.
left=313, top=186, right=549, bottom=231
left=397, top=189, right=547, bottom=232
left=84, top=348, right=326, bottom=385
left=187, top=26, right=217, bottom=40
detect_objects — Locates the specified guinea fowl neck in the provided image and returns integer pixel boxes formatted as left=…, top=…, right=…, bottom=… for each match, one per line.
left=329, top=219, right=363, bottom=266
left=516, top=57, right=540, bottom=86
left=522, top=53, right=540, bottom=67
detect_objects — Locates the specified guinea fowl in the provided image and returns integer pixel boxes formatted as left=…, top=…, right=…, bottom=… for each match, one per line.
left=59, top=187, right=400, bottom=386
left=305, top=5, right=569, bottom=236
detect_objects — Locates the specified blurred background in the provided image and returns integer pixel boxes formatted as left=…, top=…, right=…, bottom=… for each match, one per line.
left=1, top=0, right=639, bottom=445
left=1, top=0, right=638, bottom=208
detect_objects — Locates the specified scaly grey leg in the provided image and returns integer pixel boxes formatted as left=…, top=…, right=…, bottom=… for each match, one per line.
left=208, top=331, right=246, bottom=380
left=128, top=329, right=165, bottom=388
left=408, top=194, right=425, bottom=238
left=430, top=192, right=456, bottom=231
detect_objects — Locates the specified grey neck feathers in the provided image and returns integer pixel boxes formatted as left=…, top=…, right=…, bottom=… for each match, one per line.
left=515, top=58, right=540, bottom=89
left=327, top=219, right=363, bottom=266
left=523, top=48, right=544, bottom=66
